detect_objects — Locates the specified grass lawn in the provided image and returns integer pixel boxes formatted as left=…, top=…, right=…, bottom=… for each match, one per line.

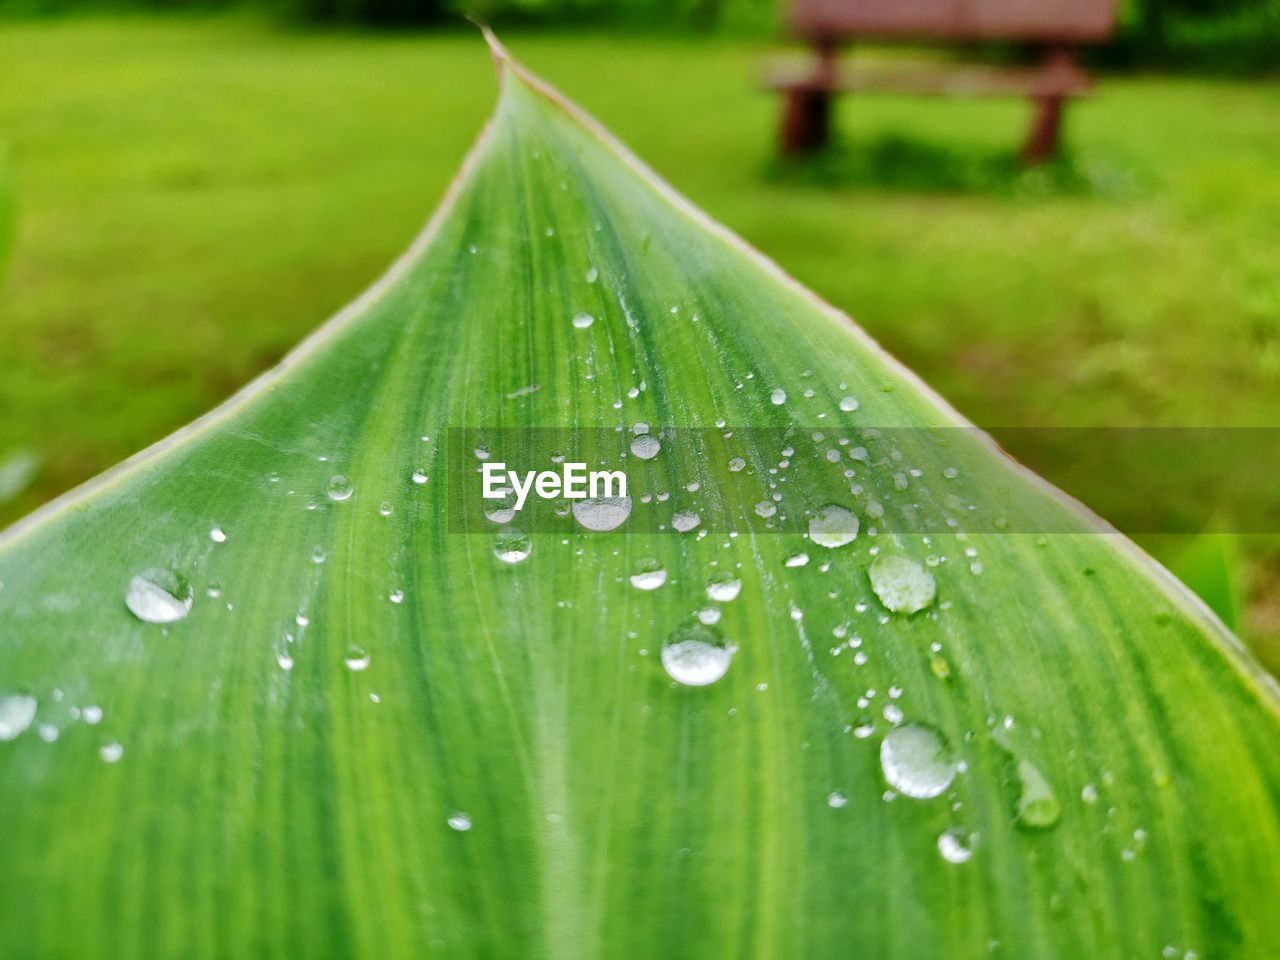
left=1, top=15, right=1278, bottom=665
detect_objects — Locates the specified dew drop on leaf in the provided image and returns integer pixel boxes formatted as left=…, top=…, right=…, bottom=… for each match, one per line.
left=809, top=504, right=859, bottom=549
left=630, top=435, right=661, bottom=460
left=327, top=475, right=353, bottom=501
left=494, top=527, right=532, bottom=564
left=629, top=561, right=667, bottom=591
left=100, top=741, right=123, bottom=763
left=209, top=526, right=227, bottom=543
left=1015, top=758, right=1062, bottom=829
left=671, top=510, right=701, bottom=533
left=879, top=722, right=957, bottom=799
left=0, top=693, right=38, bottom=741
left=938, top=826, right=975, bottom=863
left=770, top=388, right=787, bottom=406
left=661, top=624, right=733, bottom=687
left=572, top=497, right=632, bottom=532
left=868, top=555, right=936, bottom=614
left=125, top=569, right=193, bottom=624
left=344, top=645, right=371, bottom=672
left=839, top=396, right=860, bottom=412
left=447, top=812, right=472, bottom=832
left=706, top=575, right=742, bottom=602
left=572, top=311, right=594, bottom=329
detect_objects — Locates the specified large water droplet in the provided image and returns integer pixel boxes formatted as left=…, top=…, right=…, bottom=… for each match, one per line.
left=706, top=574, right=742, bottom=602
left=880, top=722, right=956, bottom=799
left=839, top=396, right=860, bottom=412
left=809, top=504, right=859, bottom=548
left=1015, top=758, right=1061, bottom=829
left=868, top=555, right=936, bottom=614
left=494, top=527, right=532, bottom=564
left=327, top=475, right=353, bottom=501
left=630, top=435, right=661, bottom=460
left=484, top=488, right=518, bottom=525
left=629, top=560, right=668, bottom=591
left=572, top=497, right=632, bottom=532
left=661, top=624, right=733, bottom=687
left=937, top=827, right=975, bottom=863
left=770, top=388, right=787, bottom=406
left=344, top=645, right=371, bottom=672
left=0, top=693, right=37, bottom=741
left=671, top=510, right=701, bottom=533
left=125, top=569, right=193, bottom=624
left=572, top=312, right=594, bottom=329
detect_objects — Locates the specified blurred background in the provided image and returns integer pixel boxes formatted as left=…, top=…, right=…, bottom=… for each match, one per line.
left=0, top=0, right=1277, bottom=668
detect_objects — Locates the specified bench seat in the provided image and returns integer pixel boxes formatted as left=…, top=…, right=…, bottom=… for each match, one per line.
left=764, top=57, right=1093, bottom=99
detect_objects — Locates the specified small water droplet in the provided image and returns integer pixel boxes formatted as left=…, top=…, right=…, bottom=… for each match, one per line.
left=827, top=791, right=848, bottom=809
left=784, top=552, right=810, bottom=568
left=327, top=475, right=353, bottom=501
left=100, top=741, right=123, bottom=763
left=209, top=526, right=227, bottom=543
left=661, top=624, right=733, bottom=687
left=379, top=501, right=393, bottom=516
left=277, top=652, right=295, bottom=671
left=1081, top=783, right=1098, bottom=804
left=706, top=575, right=742, bottom=602
left=344, top=645, right=371, bottom=671
left=769, top=388, right=787, bottom=405
left=572, top=497, right=632, bottom=532
left=494, top=527, right=532, bottom=564
left=572, top=312, right=594, bottom=329
left=755, top=500, right=778, bottom=518
left=447, top=812, right=472, bottom=832
left=0, top=693, right=38, bottom=741
left=1015, top=758, right=1061, bottom=829
left=868, top=555, right=936, bottom=614
left=629, top=561, right=667, bottom=591
left=125, top=569, right=193, bottom=624
left=412, top=470, right=429, bottom=485
left=937, top=827, right=975, bottom=863
left=586, top=266, right=598, bottom=283
left=809, top=504, right=859, bottom=549
left=839, top=396, right=859, bottom=412
left=880, top=722, right=956, bottom=799
left=630, top=435, right=661, bottom=460
left=697, top=607, right=722, bottom=625
left=311, top=546, right=327, bottom=564
left=389, top=589, right=405, bottom=604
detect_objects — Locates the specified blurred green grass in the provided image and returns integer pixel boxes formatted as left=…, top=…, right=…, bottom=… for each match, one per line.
left=1, top=15, right=1278, bottom=666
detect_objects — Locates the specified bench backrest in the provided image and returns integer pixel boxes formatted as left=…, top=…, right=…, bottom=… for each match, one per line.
left=791, top=0, right=1118, bottom=43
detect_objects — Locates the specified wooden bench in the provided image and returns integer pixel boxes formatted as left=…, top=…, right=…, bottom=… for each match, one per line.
left=766, top=0, right=1118, bottom=163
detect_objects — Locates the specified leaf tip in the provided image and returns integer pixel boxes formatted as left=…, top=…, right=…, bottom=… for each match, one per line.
left=472, top=20, right=514, bottom=82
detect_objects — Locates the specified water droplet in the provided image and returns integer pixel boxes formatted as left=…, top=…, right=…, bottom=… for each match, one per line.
left=809, top=504, right=859, bottom=549
left=629, top=561, right=668, bottom=591
left=937, top=827, right=975, bottom=863
left=379, top=501, right=393, bottom=516
left=411, top=470, right=428, bottom=485
left=769, top=388, right=787, bottom=405
left=485, top=489, right=518, bottom=525
left=327, top=475, right=353, bottom=501
left=209, top=526, right=227, bottom=543
left=755, top=500, right=777, bottom=518
left=706, top=575, right=742, bottom=602
left=82, top=705, right=102, bottom=725
left=586, top=266, right=598, bottom=283
left=728, top=457, right=746, bottom=472
left=447, top=812, right=472, bottom=832
left=0, top=693, right=37, bottom=741
left=100, top=741, right=124, bottom=763
left=277, top=652, right=295, bottom=671
left=868, top=555, right=936, bottom=614
left=661, top=624, right=733, bottom=687
left=572, top=497, right=632, bottom=532
left=125, top=569, right=193, bottom=624
left=827, top=791, right=848, bottom=809
left=630, top=435, right=661, bottom=460
left=697, top=607, right=722, bottom=625
left=344, top=645, right=371, bottom=671
left=839, top=396, right=859, bottom=412
left=572, top=311, right=594, bottom=329
left=311, top=546, right=327, bottom=564
left=1015, top=758, right=1061, bottom=829
left=494, top=527, right=532, bottom=564
left=784, top=552, right=810, bottom=568
left=879, top=722, right=956, bottom=799
left=671, top=510, right=701, bottom=533
left=389, top=589, right=405, bottom=604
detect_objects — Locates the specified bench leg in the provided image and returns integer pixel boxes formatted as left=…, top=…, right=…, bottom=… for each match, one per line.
left=781, top=88, right=832, bottom=156
left=1023, top=94, right=1065, bottom=165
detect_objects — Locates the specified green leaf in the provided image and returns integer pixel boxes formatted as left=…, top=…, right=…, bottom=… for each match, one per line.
left=2, top=36, right=1278, bottom=958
